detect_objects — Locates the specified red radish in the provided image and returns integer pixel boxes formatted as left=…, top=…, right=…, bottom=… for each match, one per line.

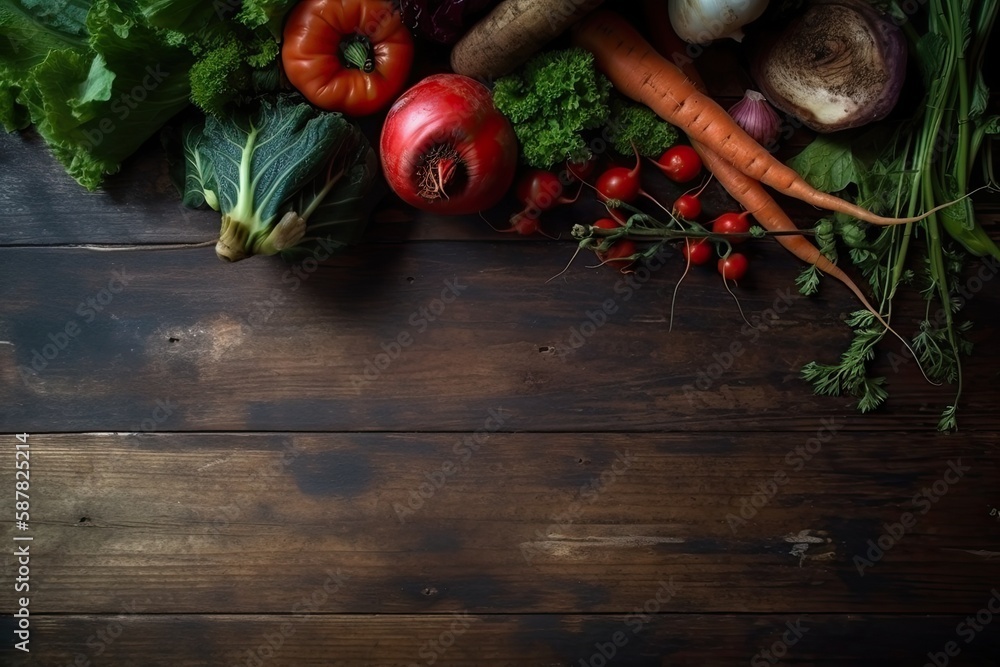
left=591, top=217, right=635, bottom=268
left=653, top=145, right=702, bottom=183
left=380, top=74, right=518, bottom=215
left=566, top=155, right=597, bottom=182
left=712, top=211, right=752, bottom=243
left=599, top=239, right=637, bottom=269
left=673, top=193, right=702, bottom=219
left=683, top=238, right=712, bottom=265
left=607, top=207, right=629, bottom=225
left=596, top=163, right=640, bottom=203
left=507, top=211, right=542, bottom=235
left=596, top=143, right=648, bottom=203
left=718, top=253, right=749, bottom=281
left=595, top=144, right=673, bottom=216
left=593, top=217, right=623, bottom=230
left=501, top=168, right=581, bottom=236
left=516, top=169, right=577, bottom=211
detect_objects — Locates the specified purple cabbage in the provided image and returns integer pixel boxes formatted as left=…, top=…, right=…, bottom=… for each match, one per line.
left=399, top=0, right=498, bottom=44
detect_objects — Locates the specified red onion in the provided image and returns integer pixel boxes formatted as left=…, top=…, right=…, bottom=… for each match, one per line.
left=380, top=74, right=518, bottom=215
left=728, top=90, right=782, bottom=148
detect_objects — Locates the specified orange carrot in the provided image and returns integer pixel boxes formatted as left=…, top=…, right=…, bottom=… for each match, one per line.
left=640, top=0, right=706, bottom=93
left=571, top=10, right=944, bottom=227
left=692, top=139, right=901, bottom=333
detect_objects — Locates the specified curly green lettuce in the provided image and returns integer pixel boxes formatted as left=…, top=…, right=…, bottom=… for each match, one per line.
left=0, top=0, right=295, bottom=190
left=607, top=97, right=680, bottom=158
left=491, top=47, right=611, bottom=169
left=1, top=0, right=195, bottom=189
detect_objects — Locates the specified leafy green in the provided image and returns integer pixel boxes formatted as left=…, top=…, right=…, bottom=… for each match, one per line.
left=607, top=97, right=679, bottom=158
left=786, top=135, right=863, bottom=194
left=136, top=0, right=289, bottom=117
left=0, top=0, right=295, bottom=190
left=795, top=0, right=999, bottom=431
left=187, top=36, right=250, bottom=117
left=181, top=95, right=378, bottom=262
left=492, top=48, right=611, bottom=169
left=236, top=0, right=298, bottom=38
left=0, top=0, right=89, bottom=130
left=0, top=0, right=197, bottom=189
left=278, top=130, right=380, bottom=262
left=178, top=121, right=216, bottom=210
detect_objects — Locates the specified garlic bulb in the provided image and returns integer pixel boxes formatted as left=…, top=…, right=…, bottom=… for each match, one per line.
left=668, top=0, right=770, bottom=45
left=728, top=90, right=782, bottom=147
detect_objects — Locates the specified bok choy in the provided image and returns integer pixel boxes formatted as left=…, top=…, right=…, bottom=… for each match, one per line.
left=181, top=95, right=379, bottom=262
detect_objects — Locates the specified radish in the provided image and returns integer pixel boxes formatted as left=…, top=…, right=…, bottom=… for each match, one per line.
left=495, top=168, right=581, bottom=235
left=595, top=144, right=674, bottom=217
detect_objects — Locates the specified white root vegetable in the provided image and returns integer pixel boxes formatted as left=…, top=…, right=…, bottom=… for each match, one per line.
left=450, top=0, right=605, bottom=80
left=668, top=0, right=770, bottom=45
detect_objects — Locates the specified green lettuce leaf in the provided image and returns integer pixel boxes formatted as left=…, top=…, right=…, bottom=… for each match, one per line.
left=1, top=0, right=195, bottom=189
left=0, top=0, right=90, bottom=130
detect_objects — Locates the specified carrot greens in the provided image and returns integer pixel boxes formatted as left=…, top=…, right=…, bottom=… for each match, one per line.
left=797, top=0, right=999, bottom=431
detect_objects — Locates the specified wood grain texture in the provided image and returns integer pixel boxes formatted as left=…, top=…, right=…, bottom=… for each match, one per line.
left=3, top=123, right=996, bottom=247
left=4, top=613, right=1000, bottom=667
left=2, top=432, right=997, bottom=615
left=2, top=240, right=998, bottom=433
left=0, top=128, right=751, bottom=246
left=2, top=38, right=999, bottom=667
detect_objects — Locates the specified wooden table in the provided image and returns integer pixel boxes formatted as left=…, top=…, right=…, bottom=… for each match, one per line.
left=2, top=111, right=1000, bottom=666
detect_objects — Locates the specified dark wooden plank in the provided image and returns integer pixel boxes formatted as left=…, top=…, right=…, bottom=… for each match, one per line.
left=5, top=123, right=998, bottom=247
left=0, top=127, right=756, bottom=246
left=5, top=613, right=1000, bottom=666
left=2, top=432, right=997, bottom=615
left=0, top=129, right=220, bottom=246
left=2, top=241, right=998, bottom=433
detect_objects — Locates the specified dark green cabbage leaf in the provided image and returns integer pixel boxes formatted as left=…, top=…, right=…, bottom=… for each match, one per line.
left=180, top=95, right=379, bottom=263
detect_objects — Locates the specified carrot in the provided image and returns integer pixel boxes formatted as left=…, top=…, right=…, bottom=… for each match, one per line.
left=571, top=10, right=948, bottom=227
left=640, top=0, right=706, bottom=93
left=450, top=0, right=606, bottom=80
left=690, top=138, right=920, bottom=350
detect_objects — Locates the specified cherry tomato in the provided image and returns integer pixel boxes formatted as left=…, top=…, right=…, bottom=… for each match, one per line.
left=673, top=193, right=702, bottom=219
left=712, top=212, right=752, bottom=243
left=656, top=145, right=702, bottom=183
left=717, top=253, right=749, bottom=281
left=683, top=238, right=712, bottom=265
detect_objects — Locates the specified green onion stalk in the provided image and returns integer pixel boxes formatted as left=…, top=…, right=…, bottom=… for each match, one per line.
left=801, top=0, right=998, bottom=430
